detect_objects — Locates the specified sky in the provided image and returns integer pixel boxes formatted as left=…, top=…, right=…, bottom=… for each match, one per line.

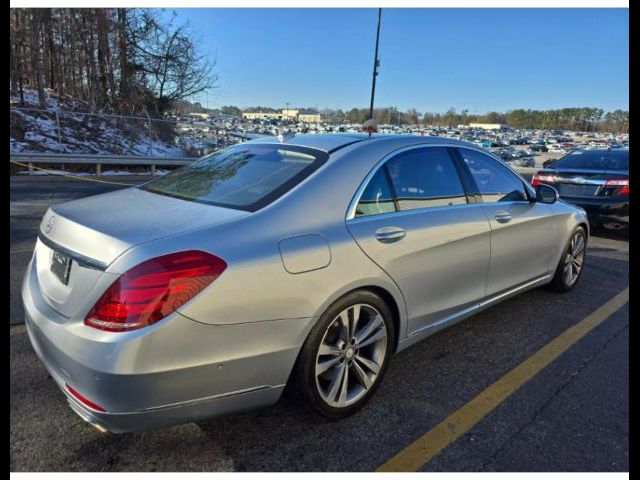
left=171, top=8, right=629, bottom=113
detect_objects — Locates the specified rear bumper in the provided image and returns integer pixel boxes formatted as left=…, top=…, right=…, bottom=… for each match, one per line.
left=560, top=197, right=629, bottom=225
left=25, top=313, right=284, bottom=433
left=22, top=255, right=314, bottom=433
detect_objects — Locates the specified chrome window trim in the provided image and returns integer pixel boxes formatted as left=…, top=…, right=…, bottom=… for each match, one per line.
left=347, top=201, right=485, bottom=224
left=345, top=143, right=531, bottom=221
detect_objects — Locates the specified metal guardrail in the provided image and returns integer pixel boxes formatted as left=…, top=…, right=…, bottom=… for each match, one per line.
left=11, top=152, right=195, bottom=165
left=10, top=152, right=196, bottom=176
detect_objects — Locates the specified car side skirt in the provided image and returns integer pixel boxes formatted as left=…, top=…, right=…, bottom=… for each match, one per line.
left=397, top=273, right=553, bottom=352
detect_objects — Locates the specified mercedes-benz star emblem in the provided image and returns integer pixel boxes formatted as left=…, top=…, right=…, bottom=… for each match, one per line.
left=45, top=216, right=55, bottom=234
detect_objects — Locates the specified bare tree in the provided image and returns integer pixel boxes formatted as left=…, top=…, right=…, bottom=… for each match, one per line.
left=117, top=8, right=130, bottom=103
left=29, top=9, right=47, bottom=107
left=131, top=11, right=218, bottom=113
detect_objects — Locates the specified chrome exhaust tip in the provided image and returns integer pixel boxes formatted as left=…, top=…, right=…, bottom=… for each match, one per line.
left=90, top=422, right=109, bottom=434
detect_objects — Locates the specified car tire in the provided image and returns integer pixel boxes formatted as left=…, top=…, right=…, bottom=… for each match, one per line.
left=293, top=290, right=395, bottom=419
left=546, top=226, right=587, bottom=293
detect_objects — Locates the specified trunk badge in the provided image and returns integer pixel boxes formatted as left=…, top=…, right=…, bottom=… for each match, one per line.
left=45, top=216, right=55, bottom=234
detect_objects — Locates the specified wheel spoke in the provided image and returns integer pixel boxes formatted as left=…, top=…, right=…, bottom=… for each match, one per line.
left=351, top=304, right=362, bottom=338
left=358, top=327, right=386, bottom=349
left=318, top=343, right=342, bottom=357
left=355, top=354, right=381, bottom=375
left=355, top=314, right=383, bottom=344
left=563, top=263, right=573, bottom=284
left=339, top=311, right=351, bottom=343
left=574, top=235, right=585, bottom=256
left=316, top=355, right=342, bottom=376
left=337, top=364, right=350, bottom=406
left=327, top=363, right=346, bottom=401
left=351, top=360, right=373, bottom=390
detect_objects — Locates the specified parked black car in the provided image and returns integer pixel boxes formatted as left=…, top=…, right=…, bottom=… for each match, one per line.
left=532, top=149, right=629, bottom=229
left=530, top=144, right=549, bottom=152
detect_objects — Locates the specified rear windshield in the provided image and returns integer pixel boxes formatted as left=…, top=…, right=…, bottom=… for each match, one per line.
left=552, top=149, right=629, bottom=171
left=140, top=144, right=327, bottom=211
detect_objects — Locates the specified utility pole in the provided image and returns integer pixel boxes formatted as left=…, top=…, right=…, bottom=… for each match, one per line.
left=368, top=8, right=382, bottom=121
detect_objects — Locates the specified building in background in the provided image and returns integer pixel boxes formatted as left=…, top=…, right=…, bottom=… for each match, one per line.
left=281, top=109, right=299, bottom=120
left=242, top=109, right=324, bottom=123
left=467, top=123, right=509, bottom=131
left=299, top=113, right=323, bottom=123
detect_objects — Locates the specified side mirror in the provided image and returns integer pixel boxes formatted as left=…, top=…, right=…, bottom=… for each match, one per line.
left=535, top=184, right=559, bottom=204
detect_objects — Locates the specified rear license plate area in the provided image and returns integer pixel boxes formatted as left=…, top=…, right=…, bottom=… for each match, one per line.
left=51, top=250, right=72, bottom=285
left=558, top=183, right=598, bottom=198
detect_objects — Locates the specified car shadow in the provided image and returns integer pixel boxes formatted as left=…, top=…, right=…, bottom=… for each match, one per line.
left=590, top=225, right=629, bottom=242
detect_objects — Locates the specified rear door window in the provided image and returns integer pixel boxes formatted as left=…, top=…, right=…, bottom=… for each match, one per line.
left=386, top=147, right=467, bottom=211
left=356, top=147, right=468, bottom=217
left=355, top=169, right=396, bottom=217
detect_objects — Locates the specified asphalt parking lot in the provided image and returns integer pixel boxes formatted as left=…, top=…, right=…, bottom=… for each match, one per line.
left=10, top=175, right=628, bottom=472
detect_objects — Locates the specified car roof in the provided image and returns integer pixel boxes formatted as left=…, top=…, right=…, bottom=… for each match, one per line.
left=244, top=133, right=368, bottom=152
left=245, top=133, right=479, bottom=154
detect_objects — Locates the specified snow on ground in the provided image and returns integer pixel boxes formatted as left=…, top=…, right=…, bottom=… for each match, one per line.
left=10, top=89, right=186, bottom=157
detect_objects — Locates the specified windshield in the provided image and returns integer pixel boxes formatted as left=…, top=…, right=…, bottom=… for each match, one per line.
left=140, top=144, right=327, bottom=211
left=552, top=149, right=629, bottom=171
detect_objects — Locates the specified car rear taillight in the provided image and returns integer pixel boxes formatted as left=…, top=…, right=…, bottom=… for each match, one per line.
left=603, top=178, right=629, bottom=195
left=65, top=383, right=106, bottom=412
left=531, top=172, right=557, bottom=187
left=85, top=250, right=226, bottom=332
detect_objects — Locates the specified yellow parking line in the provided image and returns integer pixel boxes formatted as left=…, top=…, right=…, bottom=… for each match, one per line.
left=377, top=287, right=629, bottom=472
left=10, top=248, right=34, bottom=254
left=10, top=324, right=27, bottom=336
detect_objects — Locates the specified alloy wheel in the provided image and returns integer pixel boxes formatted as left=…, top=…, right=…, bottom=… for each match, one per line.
left=315, top=303, right=388, bottom=408
left=563, top=230, right=586, bottom=287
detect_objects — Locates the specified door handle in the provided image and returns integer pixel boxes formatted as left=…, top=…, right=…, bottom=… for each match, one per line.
left=375, top=227, right=406, bottom=243
left=494, top=211, right=512, bottom=223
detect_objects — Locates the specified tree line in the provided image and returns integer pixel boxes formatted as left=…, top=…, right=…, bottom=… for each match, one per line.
left=208, top=104, right=628, bottom=133
left=338, top=106, right=628, bottom=133
left=10, top=8, right=217, bottom=116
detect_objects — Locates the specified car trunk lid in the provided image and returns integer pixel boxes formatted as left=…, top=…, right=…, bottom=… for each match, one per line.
left=35, top=187, right=247, bottom=318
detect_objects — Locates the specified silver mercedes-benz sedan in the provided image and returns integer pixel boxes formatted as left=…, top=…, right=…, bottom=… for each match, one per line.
left=22, top=134, right=589, bottom=433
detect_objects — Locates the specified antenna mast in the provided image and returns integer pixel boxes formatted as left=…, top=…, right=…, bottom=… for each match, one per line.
left=368, top=8, right=382, bottom=121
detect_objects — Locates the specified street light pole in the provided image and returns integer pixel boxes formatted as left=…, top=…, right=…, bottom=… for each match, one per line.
left=368, top=8, right=382, bottom=121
